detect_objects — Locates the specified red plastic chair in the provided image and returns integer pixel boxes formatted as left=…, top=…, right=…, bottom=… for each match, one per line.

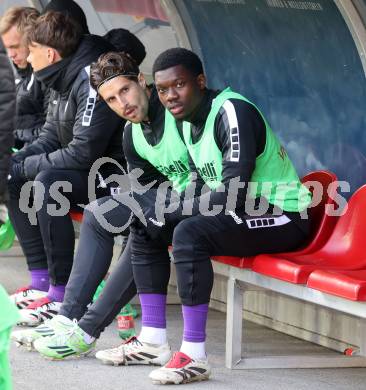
left=298, top=170, right=339, bottom=252
left=211, top=255, right=254, bottom=268
left=213, top=170, right=338, bottom=270
left=253, top=171, right=338, bottom=283
left=69, top=210, right=84, bottom=223
left=307, top=269, right=366, bottom=301
left=253, top=184, right=366, bottom=284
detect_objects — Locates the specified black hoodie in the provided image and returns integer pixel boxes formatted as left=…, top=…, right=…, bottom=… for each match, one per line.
left=15, top=35, right=125, bottom=179
left=43, top=0, right=89, bottom=34
left=14, top=64, right=49, bottom=147
left=0, top=38, right=15, bottom=202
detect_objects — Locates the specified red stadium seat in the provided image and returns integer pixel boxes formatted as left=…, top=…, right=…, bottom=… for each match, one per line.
left=213, top=170, right=338, bottom=270
left=211, top=255, right=254, bottom=268
left=298, top=170, right=339, bottom=252
left=69, top=210, right=84, bottom=223
left=253, top=184, right=366, bottom=284
left=307, top=269, right=366, bottom=301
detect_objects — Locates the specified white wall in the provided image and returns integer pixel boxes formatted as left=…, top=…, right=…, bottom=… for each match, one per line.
left=0, top=0, right=31, bottom=16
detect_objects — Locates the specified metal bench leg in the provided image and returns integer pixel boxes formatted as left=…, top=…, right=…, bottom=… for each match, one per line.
left=226, top=275, right=243, bottom=368
left=359, top=318, right=366, bottom=356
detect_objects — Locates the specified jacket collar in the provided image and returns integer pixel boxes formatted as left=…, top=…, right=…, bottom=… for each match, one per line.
left=15, top=63, right=32, bottom=79
left=34, top=56, right=72, bottom=92
left=186, top=89, right=219, bottom=128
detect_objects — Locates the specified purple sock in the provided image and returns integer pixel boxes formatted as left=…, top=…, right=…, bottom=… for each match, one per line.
left=47, top=285, right=66, bottom=303
left=139, top=293, right=167, bottom=328
left=30, top=269, right=49, bottom=292
left=182, top=304, right=209, bottom=342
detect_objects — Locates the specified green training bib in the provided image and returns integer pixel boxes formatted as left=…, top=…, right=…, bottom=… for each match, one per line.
left=132, top=109, right=190, bottom=193
left=182, top=88, right=311, bottom=212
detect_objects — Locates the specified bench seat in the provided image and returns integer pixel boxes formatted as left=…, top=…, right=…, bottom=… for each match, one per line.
left=307, top=269, right=366, bottom=301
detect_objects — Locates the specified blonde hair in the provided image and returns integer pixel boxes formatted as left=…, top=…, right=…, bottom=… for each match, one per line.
left=0, top=6, right=39, bottom=36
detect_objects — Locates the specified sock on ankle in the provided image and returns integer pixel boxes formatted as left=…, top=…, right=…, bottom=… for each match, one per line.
left=81, top=329, right=95, bottom=344
left=83, top=333, right=95, bottom=345
left=139, top=326, right=167, bottom=345
left=74, top=323, right=95, bottom=344
left=138, top=293, right=167, bottom=345
left=180, top=340, right=206, bottom=360
left=47, top=284, right=65, bottom=303
left=30, top=269, right=49, bottom=292
left=181, top=304, right=209, bottom=359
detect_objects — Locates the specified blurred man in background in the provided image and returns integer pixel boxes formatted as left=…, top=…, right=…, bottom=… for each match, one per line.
left=0, top=36, right=17, bottom=390
left=0, top=7, right=48, bottom=149
left=0, top=36, right=14, bottom=206
left=7, top=11, right=125, bottom=324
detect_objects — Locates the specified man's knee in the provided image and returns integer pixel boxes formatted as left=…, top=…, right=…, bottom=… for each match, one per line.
left=33, top=171, right=76, bottom=218
left=172, top=219, right=196, bottom=242
left=33, top=170, right=56, bottom=199
left=84, top=197, right=131, bottom=235
left=32, top=171, right=56, bottom=205
left=84, top=199, right=100, bottom=215
left=172, top=219, right=201, bottom=263
left=83, top=200, right=100, bottom=226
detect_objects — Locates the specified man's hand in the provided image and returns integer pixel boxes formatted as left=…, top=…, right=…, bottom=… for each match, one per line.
left=8, top=161, right=26, bottom=183
left=11, top=151, right=24, bottom=164
left=14, top=128, right=38, bottom=144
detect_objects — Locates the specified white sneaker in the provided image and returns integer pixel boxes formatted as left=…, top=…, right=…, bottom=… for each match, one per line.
left=95, top=337, right=172, bottom=366
left=11, top=315, right=73, bottom=350
left=17, top=297, right=61, bottom=327
left=149, top=351, right=211, bottom=385
left=34, top=321, right=96, bottom=360
left=10, top=286, right=47, bottom=309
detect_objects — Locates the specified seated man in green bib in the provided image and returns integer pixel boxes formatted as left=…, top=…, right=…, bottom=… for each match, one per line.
left=14, top=52, right=199, bottom=363
left=127, top=48, right=312, bottom=385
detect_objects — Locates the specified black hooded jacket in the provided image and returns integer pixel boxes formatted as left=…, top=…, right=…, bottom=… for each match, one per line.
left=15, top=35, right=125, bottom=179
left=43, top=0, right=89, bottom=34
left=14, top=64, right=49, bottom=147
left=0, top=38, right=15, bottom=202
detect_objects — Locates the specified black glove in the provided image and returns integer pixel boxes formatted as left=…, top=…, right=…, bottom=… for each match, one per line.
left=11, top=153, right=23, bottom=164
left=8, top=161, right=26, bottom=183
left=14, top=128, right=38, bottom=144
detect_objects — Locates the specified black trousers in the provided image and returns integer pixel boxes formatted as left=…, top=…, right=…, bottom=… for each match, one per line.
left=57, top=196, right=136, bottom=337
left=131, top=210, right=310, bottom=306
left=59, top=190, right=161, bottom=338
left=7, top=169, right=110, bottom=285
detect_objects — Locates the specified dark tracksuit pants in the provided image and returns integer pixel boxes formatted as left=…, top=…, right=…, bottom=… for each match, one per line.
left=7, top=169, right=112, bottom=285
left=131, top=208, right=310, bottom=306
left=58, top=195, right=136, bottom=338
left=59, top=190, right=160, bottom=338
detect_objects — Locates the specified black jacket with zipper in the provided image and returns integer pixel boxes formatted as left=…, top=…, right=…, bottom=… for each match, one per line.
left=14, top=64, right=49, bottom=147
left=0, top=38, right=15, bottom=202
left=15, top=34, right=125, bottom=179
